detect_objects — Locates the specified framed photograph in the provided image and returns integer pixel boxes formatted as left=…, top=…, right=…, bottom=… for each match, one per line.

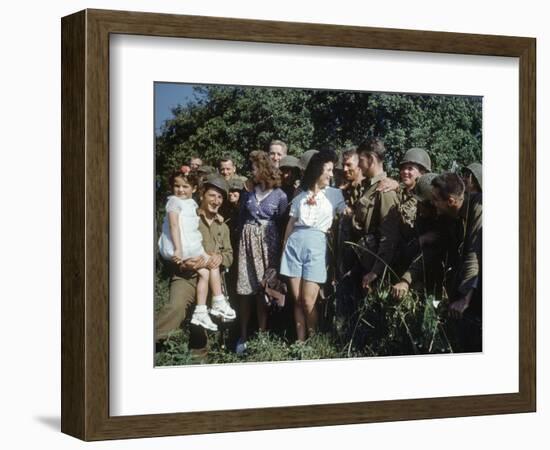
left=61, top=9, right=536, bottom=441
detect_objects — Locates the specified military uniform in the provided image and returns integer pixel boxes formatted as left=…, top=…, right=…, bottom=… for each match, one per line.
left=334, top=180, right=365, bottom=278
left=155, top=209, right=233, bottom=341
left=445, top=192, right=482, bottom=300
left=351, top=172, right=401, bottom=277
left=391, top=187, right=421, bottom=277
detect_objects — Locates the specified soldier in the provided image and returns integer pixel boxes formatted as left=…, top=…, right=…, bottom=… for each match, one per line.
left=462, top=162, right=482, bottom=193
left=431, top=172, right=482, bottom=352
left=218, top=156, right=248, bottom=185
left=335, top=146, right=365, bottom=278
left=220, top=177, right=245, bottom=248
left=155, top=174, right=233, bottom=353
left=352, top=137, right=401, bottom=292
left=393, top=148, right=432, bottom=276
left=279, top=155, right=302, bottom=201
left=268, top=139, right=288, bottom=168
left=391, top=172, right=444, bottom=299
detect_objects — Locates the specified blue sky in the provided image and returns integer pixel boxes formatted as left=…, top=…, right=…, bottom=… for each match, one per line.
left=154, top=83, right=203, bottom=135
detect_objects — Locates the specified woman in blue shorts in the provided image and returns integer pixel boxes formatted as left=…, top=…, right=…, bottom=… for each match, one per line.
left=280, top=149, right=346, bottom=341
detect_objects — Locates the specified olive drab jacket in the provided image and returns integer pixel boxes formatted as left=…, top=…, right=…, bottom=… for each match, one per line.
left=446, top=192, right=482, bottom=297
left=197, top=209, right=233, bottom=270
left=351, top=172, right=401, bottom=276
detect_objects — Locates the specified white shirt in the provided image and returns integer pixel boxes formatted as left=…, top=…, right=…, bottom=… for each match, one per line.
left=289, top=186, right=346, bottom=233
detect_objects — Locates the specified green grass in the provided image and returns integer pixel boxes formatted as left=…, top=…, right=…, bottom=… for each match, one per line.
left=154, top=285, right=459, bottom=366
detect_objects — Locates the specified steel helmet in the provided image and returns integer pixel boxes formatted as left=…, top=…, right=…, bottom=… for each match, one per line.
left=400, top=147, right=432, bottom=172
left=299, top=149, right=319, bottom=171
left=465, top=162, right=482, bottom=190
left=413, top=172, right=438, bottom=203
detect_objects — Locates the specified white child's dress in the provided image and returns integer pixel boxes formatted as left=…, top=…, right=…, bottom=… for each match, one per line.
left=158, top=196, right=206, bottom=260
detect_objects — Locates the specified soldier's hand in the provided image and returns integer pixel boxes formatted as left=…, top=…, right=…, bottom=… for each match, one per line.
left=180, top=255, right=208, bottom=271
left=362, top=272, right=378, bottom=292
left=376, top=177, right=399, bottom=193
left=449, top=297, right=471, bottom=319
left=391, top=281, right=410, bottom=299
left=206, top=253, right=223, bottom=269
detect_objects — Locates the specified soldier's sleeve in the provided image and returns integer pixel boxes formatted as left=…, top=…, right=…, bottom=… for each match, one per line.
left=458, top=199, right=482, bottom=295
left=401, top=254, right=422, bottom=285
left=372, top=191, right=401, bottom=276
left=219, top=223, right=233, bottom=269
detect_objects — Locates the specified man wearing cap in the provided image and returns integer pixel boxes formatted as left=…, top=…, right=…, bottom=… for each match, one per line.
left=279, top=155, right=302, bottom=200
left=268, top=140, right=288, bottom=168
left=155, top=174, right=233, bottom=351
left=220, top=177, right=245, bottom=248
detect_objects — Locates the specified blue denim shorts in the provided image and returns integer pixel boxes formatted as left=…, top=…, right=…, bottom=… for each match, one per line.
left=280, top=227, right=327, bottom=283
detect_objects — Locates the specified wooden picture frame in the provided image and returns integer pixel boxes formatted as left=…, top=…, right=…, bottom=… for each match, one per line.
left=61, top=9, right=536, bottom=441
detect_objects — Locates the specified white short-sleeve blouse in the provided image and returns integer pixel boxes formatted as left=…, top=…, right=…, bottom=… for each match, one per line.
left=289, top=186, right=346, bottom=233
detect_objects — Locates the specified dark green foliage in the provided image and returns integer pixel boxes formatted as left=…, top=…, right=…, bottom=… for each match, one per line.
left=155, top=85, right=482, bottom=193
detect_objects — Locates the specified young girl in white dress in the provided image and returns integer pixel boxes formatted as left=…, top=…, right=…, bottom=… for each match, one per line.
left=158, top=171, right=235, bottom=331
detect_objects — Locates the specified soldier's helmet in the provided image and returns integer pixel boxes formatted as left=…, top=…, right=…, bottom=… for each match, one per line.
left=299, top=149, right=319, bottom=171
left=465, top=162, right=482, bottom=190
left=413, top=172, right=438, bottom=203
left=227, top=177, right=245, bottom=192
left=197, top=165, right=216, bottom=175
left=400, top=148, right=432, bottom=172
left=202, top=173, right=228, bottom=197
left=279, top=155, right=301, bottom=170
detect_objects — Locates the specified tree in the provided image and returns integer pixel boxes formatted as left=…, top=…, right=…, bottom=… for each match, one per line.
left=156, top=85, right=482, bottom=191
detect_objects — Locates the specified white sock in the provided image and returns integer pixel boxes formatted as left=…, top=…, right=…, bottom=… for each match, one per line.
left=194, top=304, right=207, bottom=313
left=212, top=295, right=225, bottom=303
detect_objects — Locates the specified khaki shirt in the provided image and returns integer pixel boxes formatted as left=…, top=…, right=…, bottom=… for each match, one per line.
left=197, top=209, right=233, bottom=269
left=342, top=180, right=365, bottom=209
left=351, top=172, right=401, bottom=276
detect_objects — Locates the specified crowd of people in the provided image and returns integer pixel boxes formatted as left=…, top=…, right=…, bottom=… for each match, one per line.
left=155, top=138, right=483, bottom=357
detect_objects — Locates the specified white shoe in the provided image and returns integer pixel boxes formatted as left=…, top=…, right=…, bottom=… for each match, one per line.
left=191, top=310, right=218, bottom=331
left=210, top=298, right=236, bottom=321
left=235, top=338, right=247, bottom=355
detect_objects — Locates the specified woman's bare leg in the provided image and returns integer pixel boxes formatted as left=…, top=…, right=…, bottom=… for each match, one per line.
left=288, top=277, right=306, bottom=341
left=301, top=280, right=320, bottom=338
left=256, top=294, right=268, bottom=332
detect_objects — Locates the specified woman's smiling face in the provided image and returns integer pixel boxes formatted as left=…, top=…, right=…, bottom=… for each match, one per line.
left=317, top=162, right=334, bottom=189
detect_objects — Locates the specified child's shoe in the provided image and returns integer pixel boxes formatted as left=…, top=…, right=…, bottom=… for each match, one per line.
left=190, top=305, right=218, bottom=331
left=210, top=296, right=236, bottom=321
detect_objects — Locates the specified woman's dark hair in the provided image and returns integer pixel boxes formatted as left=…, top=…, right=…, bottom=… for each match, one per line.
left=249, top=150, right=281, bottom=189
left=168, top=170, right=199, bottom=188
left=301, top=149, right=338, bottom=191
